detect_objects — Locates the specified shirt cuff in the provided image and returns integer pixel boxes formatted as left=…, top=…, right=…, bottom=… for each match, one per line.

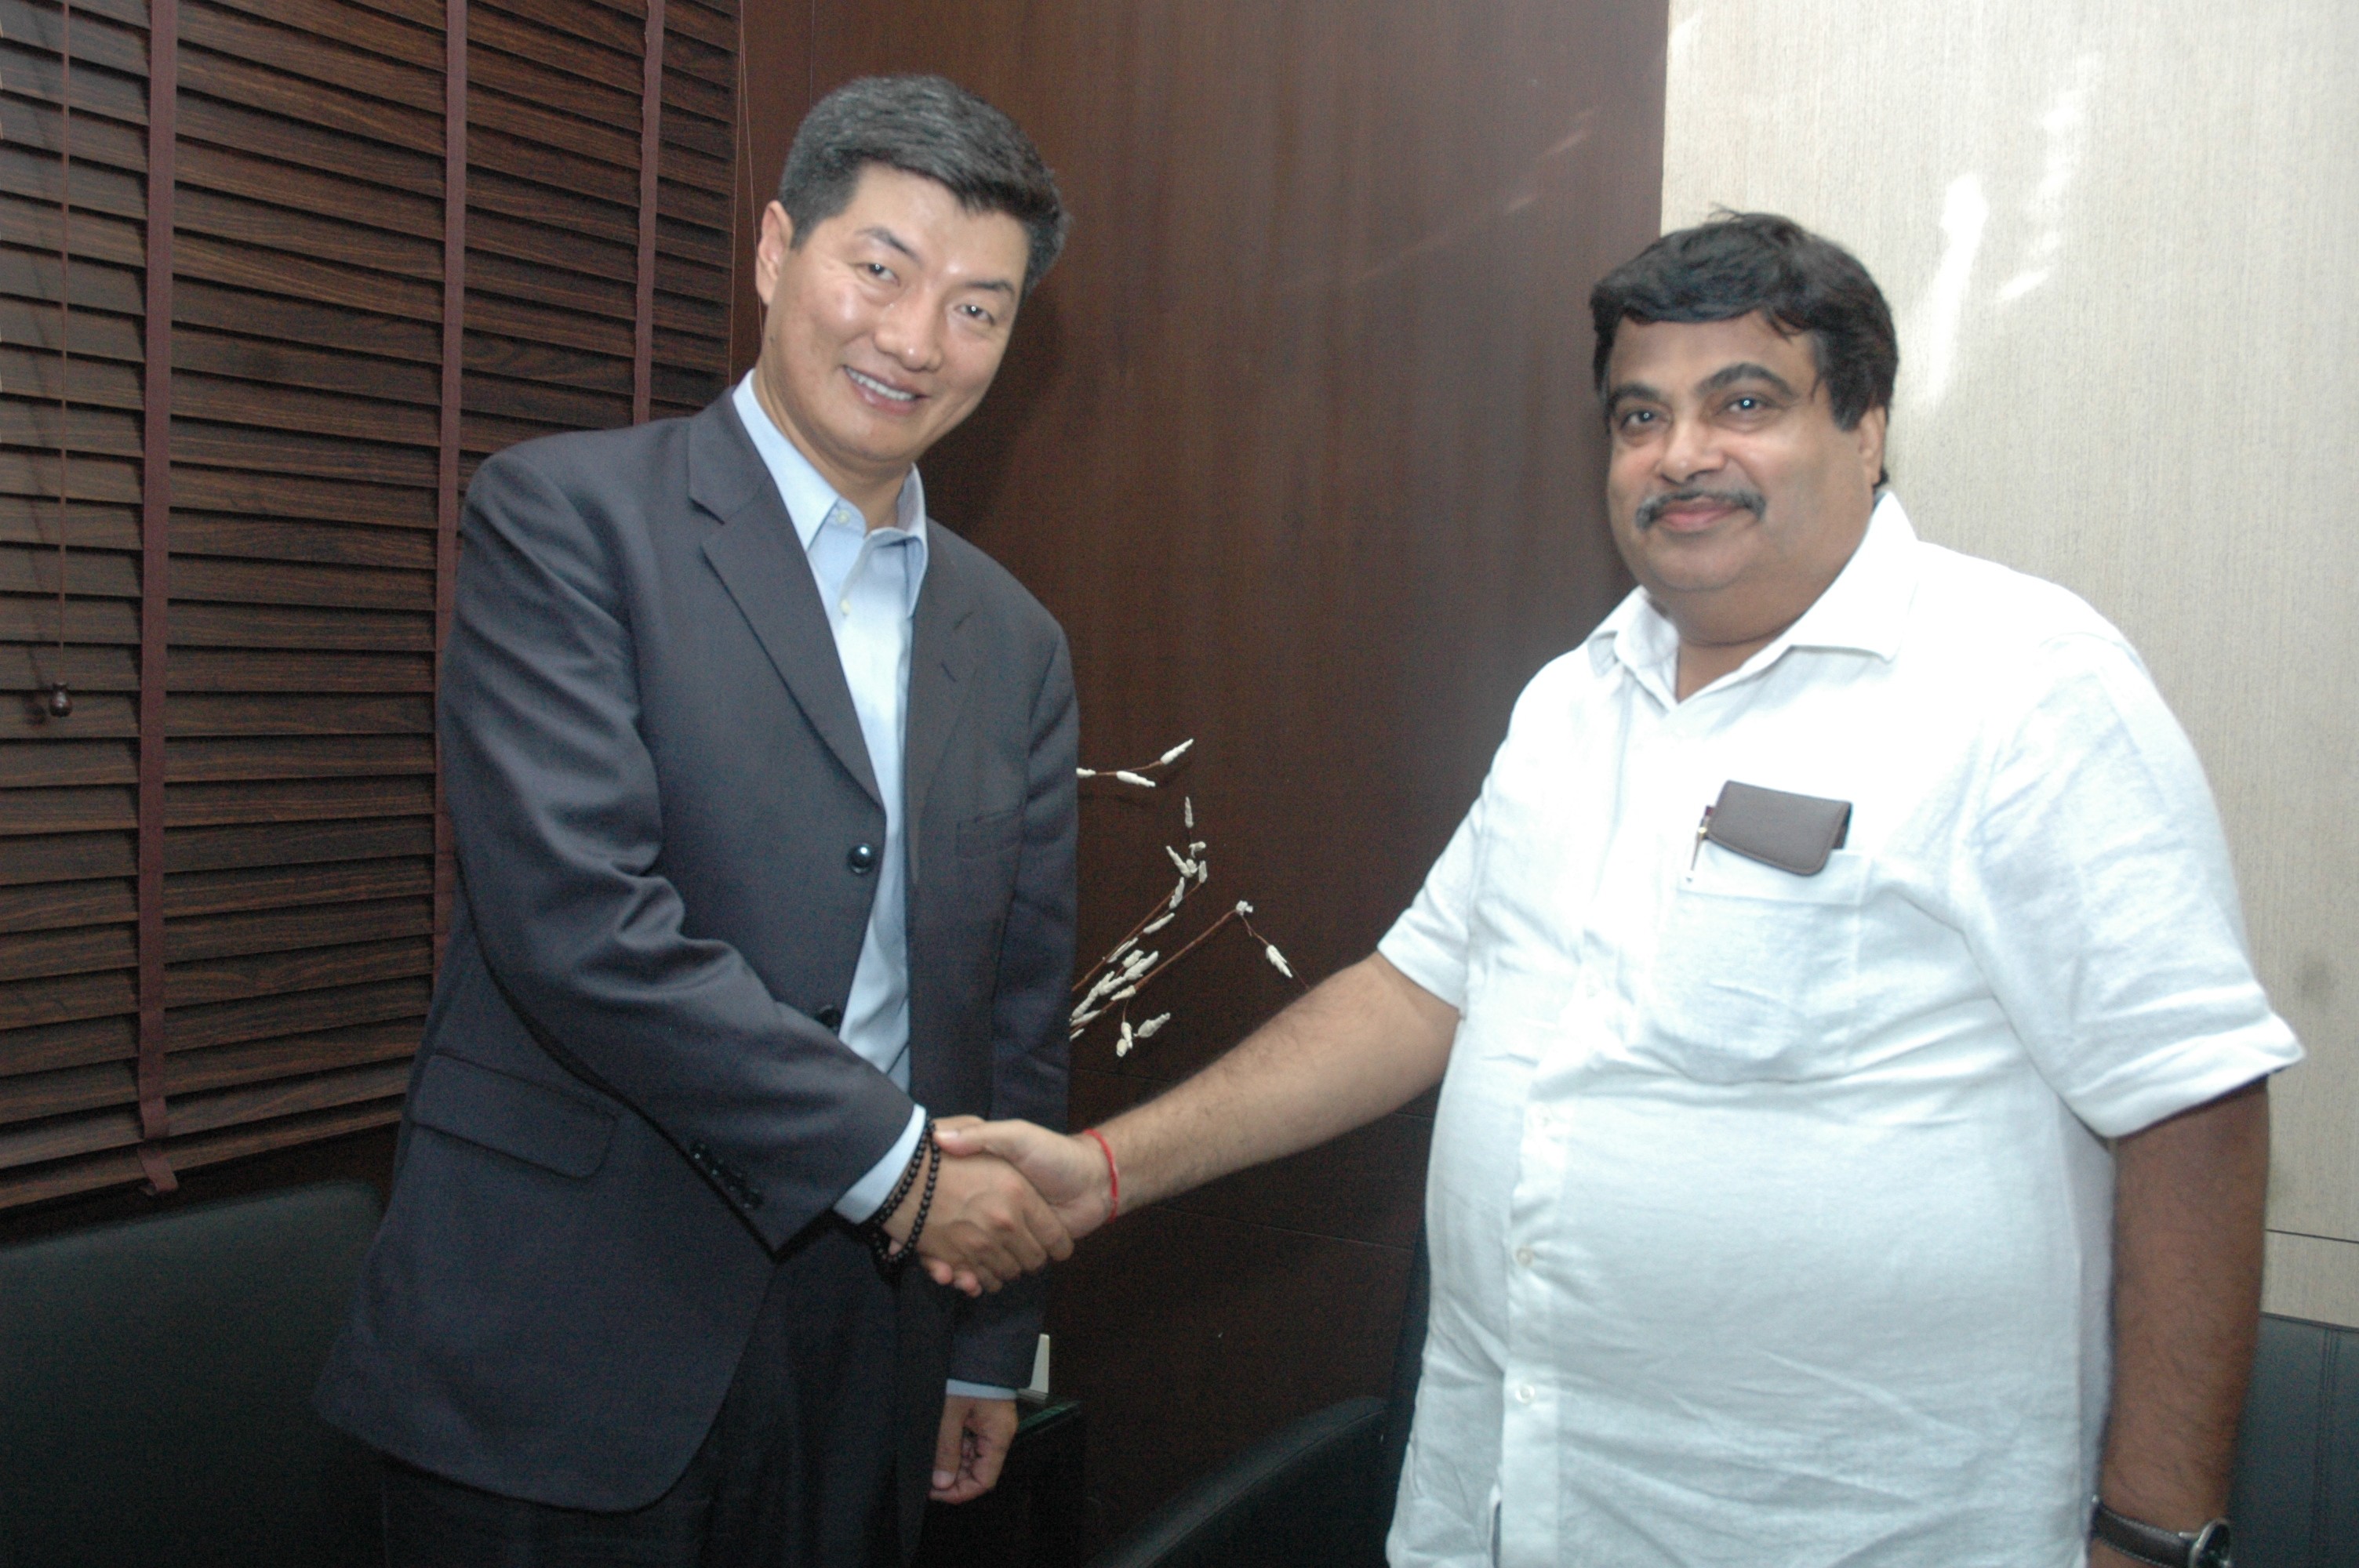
left=832, top=1104, right=928, bottom=1224
left=946, top=1380, right=1018, bottom=1401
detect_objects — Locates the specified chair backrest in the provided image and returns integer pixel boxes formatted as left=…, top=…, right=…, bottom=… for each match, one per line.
left=0, top=1180, right=385, bottom=1568
left=2232, top=1312, right=2359, bottom=1566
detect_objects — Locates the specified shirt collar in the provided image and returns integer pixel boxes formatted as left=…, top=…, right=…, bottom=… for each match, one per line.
left=1587, top=490, right=1921, bottom=688
left=732, top=373, right=929, bottom=550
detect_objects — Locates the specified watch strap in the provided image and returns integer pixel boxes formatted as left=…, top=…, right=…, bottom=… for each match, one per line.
left=2090, top=1501, right=2229, bottom=1568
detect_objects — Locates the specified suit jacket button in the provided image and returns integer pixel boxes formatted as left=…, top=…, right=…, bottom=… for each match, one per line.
left=816, top=1004, right=845, bottom=1030
left=846, top=843, right=878, bottom=876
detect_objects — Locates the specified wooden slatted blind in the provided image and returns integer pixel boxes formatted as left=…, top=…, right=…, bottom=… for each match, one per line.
left=0, top=0, right=739, bottom=1209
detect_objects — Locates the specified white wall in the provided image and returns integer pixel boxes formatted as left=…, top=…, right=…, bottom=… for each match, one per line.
left=1662, top=0, right=2359, bottom=1323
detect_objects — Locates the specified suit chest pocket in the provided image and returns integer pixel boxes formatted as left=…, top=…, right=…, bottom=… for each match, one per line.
left=1639, top=848, right=1870, bottom=1083
left=956, top=805, right=1023, bottom=858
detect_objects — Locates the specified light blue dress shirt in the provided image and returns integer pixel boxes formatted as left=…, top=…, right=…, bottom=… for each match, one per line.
left=732, top=377, right=1012, bottom=1401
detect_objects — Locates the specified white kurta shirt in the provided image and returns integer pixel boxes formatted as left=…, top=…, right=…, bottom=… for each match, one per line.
left=1377, top=495, right=2300, bottom=1567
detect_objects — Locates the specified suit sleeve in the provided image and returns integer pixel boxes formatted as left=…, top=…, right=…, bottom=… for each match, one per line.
left=948, top=630, right=1079, bottom=1386
left=442, top=448, right=914, bottom=1250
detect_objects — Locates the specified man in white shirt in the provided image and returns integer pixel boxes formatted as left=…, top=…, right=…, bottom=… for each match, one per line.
left=943, top=213, right=2299, bottom=1566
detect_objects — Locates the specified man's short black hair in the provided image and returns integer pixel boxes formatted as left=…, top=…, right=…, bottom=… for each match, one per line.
left=776, top=74, right=1069, bottom=295
left=1589, top=212, right=1898, bottom=431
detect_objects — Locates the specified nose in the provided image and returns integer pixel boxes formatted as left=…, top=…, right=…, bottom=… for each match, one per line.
left=871, top=292, right=943, bottom=372
left=1658, top=411, right=1723, bottom=485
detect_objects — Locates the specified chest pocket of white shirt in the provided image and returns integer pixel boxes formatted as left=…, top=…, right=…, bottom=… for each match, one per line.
left=1640, top=847, right=1870, bottom=1082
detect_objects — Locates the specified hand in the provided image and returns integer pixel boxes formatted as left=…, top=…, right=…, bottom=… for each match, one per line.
left=932, top=1119, right=1114, bottom=1243
left=932, top=1393, right=1018, bottom=1503
left=878, top=1138, right=1071, bottom=1297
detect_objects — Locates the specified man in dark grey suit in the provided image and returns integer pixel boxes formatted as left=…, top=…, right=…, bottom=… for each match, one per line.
left=317, top=77, right=1080, bottom=1566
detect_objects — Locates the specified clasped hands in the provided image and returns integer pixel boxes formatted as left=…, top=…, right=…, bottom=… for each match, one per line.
left=870, top=1118, right=1114, bottom=1296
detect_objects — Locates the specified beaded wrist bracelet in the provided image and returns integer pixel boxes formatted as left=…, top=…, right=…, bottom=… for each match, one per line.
left=868, top=1118, right=937, bottom=1266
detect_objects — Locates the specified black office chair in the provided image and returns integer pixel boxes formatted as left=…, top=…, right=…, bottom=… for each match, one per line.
left=1090, top=1235, right=2359, bottom=1568
left=1087, top=1238, right=1428, bottom=1568
left=0, top=1180, right=385, bottom=1568
left=2230, top=1312, right=2359, bottom=1564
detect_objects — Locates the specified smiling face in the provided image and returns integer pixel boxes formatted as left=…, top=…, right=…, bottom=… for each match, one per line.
left=751, top=164, right=1033, bottom=525
left=1602, top=313, right=1888, bottom=691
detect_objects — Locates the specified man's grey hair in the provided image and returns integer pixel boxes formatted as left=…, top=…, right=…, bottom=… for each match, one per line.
left=776, top=74, right=1069, bottom=294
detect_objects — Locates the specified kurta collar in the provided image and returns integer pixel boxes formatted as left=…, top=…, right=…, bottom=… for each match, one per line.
left=1587, top=491, right=1921, bottom=694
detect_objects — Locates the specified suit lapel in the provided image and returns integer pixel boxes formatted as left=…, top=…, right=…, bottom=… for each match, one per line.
left=689, top=400, right=882, bottom=808
left=902, top=539, right=979, bottom=887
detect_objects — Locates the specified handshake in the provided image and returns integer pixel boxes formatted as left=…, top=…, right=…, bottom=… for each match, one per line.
left=871, top=1119, right=1115, bottom=1296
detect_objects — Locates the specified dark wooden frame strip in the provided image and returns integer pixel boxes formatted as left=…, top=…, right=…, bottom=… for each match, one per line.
left=632, top=0, right=666, bottom=423
left=133, top=0, right=179, bottom=1196
left=432, top=0, right=466, bottom=958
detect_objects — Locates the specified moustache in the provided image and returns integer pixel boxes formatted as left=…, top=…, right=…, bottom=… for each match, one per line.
left=1635, top=487, right=1767, bottom=530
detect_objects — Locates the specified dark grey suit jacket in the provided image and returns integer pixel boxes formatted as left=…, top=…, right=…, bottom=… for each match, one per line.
left=316, top=396, right=1077, bottom=1523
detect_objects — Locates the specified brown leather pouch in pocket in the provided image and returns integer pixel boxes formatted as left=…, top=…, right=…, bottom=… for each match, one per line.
left=1703, top=781, right=1853, bottom=877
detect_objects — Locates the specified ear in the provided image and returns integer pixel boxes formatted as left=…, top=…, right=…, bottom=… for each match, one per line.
left=754, top=201, right=793, bottom=308
left=1852, top=404, right=1889, bottom=488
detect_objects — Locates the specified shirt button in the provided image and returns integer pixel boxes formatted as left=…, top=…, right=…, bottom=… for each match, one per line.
left=815, top=1004, right=844, bottom=1030
left=1514, top=1246, right=1536, bottom=1268
left=846, top=843, right=878, bottom=876
left=1515, top=1384, right=1536, bottom=1404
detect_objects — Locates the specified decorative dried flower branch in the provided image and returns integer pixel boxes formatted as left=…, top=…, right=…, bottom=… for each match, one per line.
left=1070, top=742, right=1304, bottom=1055
left=1074, top=738, right=1194, bottom=789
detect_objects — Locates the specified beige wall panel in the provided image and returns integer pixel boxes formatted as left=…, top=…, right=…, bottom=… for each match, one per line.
left=1663, top=1, right=2359, bottom=1318
left=2262, top=1232, right=2359, bottom=1327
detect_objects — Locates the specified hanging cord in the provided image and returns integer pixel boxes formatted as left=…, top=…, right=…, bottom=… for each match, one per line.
left=45, top=0, right=75, bottom=719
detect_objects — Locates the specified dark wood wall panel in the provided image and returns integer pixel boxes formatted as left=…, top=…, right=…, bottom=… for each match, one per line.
left=2, top=0, right=739, bottom=1213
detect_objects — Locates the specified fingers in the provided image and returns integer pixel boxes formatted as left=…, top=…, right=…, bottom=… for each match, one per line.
left=914, top=1152, right=1072, bottom=1287
left=936, top=1120, right=1114, bottom=1240
left=921, top=1256, right=984, bottom=1297
left=932, top=1117, right=1048, bottom=1163
left=931, top=1397, right=1017, bottom=1504
left=961, top=1399, right=1017, bottom=1496
left=932, top=1399, right=969, bottom=1497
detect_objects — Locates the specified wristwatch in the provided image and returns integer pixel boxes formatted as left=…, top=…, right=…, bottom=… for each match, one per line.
left=2090, top=1500, right=2233, bottom=1568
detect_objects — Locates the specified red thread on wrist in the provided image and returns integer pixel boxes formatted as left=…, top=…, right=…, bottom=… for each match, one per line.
left=1081, top=1126, right=1120, bottom=1219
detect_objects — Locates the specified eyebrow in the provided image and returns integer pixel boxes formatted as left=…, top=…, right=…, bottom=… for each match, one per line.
left=855, top=224, right=921, bottom=263
left=1696, top=361, right=1801, bottom=398
left=1605, top=361, right=1802, bottom=417
left=853, top=225, right=1019, bottom=298
left=1602, top=379, right=1663, bottom=413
